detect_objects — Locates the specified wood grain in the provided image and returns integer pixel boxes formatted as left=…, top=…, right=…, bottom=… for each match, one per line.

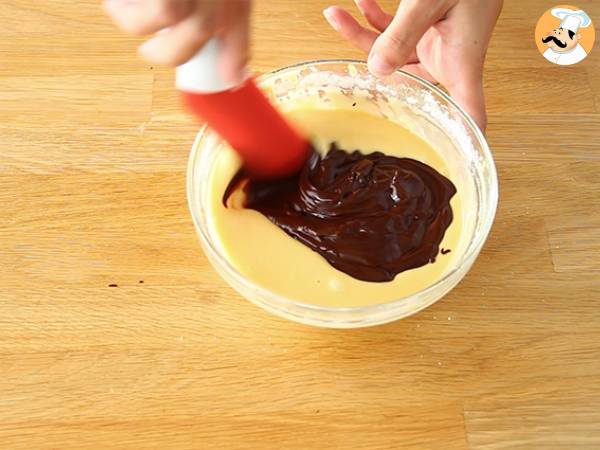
left=546, top=215, right=600, bottom=272
left=1, top=0, right=600, bottom=449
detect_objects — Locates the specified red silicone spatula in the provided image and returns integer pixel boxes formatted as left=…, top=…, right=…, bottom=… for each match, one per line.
left=176, top=39, right=310, bottom=179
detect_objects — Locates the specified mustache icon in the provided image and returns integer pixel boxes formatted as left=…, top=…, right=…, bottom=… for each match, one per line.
left=542, top=35, right=567, bottom=48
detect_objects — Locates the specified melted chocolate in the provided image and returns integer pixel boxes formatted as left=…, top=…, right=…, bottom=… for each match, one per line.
left=224, top=144, right=457, bottom=282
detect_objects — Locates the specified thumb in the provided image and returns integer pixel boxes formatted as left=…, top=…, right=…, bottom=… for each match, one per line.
left=368, top=0, right=449, bottom=77
left=447, top=73, right=487, bottom=131
left=218, top=1, right=251, bottom=85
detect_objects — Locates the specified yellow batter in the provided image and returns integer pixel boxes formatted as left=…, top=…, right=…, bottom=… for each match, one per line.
left=206, top=103, right=466, bottom=308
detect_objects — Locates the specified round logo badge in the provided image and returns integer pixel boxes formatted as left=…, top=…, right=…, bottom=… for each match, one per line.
left=535, top=5, right=595, bottom=65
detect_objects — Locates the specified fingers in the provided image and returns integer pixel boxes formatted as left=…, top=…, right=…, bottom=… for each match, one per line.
left=354, top=0, right=392, bottom=32
left=368, top=0, right=453, bottom=77
left=323, top=5, right=418, bottom=63
left=218, top=1, right=251, bottom=84
left=446, top=73, right=487, bottom=131
left=105, top=0, right=225, bottom=67
left=323, top=6, right=379, bottom=52
left=138, top=10, right=213, bottom=66
left=103, top=0, right=193, bottom=35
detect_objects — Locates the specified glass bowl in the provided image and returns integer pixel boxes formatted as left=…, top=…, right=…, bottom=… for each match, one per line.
left=187, top=60, right=498, bottom=328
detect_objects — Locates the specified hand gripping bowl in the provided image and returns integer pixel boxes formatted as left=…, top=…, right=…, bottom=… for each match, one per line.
left=187, top=60, right=498, bottom=328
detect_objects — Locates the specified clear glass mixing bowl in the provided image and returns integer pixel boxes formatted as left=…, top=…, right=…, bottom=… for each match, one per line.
left=187, top=60, right=498, bottom=328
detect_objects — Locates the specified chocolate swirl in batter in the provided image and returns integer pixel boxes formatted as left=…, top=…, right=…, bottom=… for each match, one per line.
left=224, top=144, right=457, bottom=282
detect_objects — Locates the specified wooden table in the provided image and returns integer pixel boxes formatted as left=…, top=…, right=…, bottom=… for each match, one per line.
left=1, top=1, right=599, bottom=448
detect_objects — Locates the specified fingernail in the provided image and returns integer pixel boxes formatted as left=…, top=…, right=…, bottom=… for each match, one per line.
left=323, top=8, right=340, bottom=31
left=368, top=53, right=394, bottom=77
left=138, top=38, right=162, bottom=65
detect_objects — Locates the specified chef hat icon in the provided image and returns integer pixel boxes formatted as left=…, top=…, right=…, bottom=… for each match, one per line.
left=551, top=8, right=592, bottom=33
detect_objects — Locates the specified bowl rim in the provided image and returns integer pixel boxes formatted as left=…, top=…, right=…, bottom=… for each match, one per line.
left=186, top=58, right=499, bottom=317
